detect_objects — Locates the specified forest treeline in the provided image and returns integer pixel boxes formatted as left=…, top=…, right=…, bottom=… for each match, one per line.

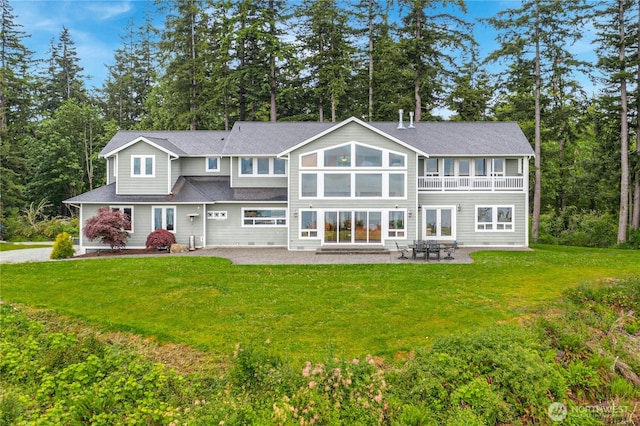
left=0, top=0, right=639, bottom=246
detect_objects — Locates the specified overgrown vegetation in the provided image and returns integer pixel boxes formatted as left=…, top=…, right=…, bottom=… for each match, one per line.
left=538, top=208, right=640, bottom=248
left=1, top=199, right=78, bottom=242
left=1, top=278, right=638, bottom=424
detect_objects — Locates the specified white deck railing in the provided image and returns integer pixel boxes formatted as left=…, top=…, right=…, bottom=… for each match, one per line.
left=418, top=176, right=525, bottom=191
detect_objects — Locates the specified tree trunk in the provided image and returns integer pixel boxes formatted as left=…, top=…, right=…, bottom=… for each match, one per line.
left=618, top=0, right=629, bottom=244
left=632, top=2, right=640, bottom=230
left=368, top=0, right=374, bottom=122
left=532, top=1, right=542, bottom=243
left=189, top=10, right=197, bottom=131
left=269, top=0, right=277, bottom=122
left=414, top=10, right=422, bottom=122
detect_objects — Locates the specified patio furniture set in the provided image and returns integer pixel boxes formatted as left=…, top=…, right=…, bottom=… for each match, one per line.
left=396, top=240, right=458, bottom=260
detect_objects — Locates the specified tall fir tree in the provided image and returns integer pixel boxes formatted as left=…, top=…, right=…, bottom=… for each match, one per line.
left=296, top=0, right=355, bottom=122
left=397, top=0, right=473, bottom=121
left=39, top=26, right=88, bottom=115
left=487, top=0, right=589, bottom=242
left=0, top=0, right=35, bottom=216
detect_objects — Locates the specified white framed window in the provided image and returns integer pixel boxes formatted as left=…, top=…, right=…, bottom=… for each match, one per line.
left=242, top=208, right=287, bottom=226
left=388, top=210, right=406, bottom=238
left=491, top=159, right=505, bottom=176
left=207, top=211, right=227, bottom=220
left=239, top=157, right=287, bottom=176
left=111, top=206, right=133, bottom=232
left=300, top=142, right=407, bottom=169
left=476, top=205, right=514, bottom=231
left=153, top=206, right=176, bottom=232
left=206, top=157, right=220, bottom=172
left=300, top=211, right=319, bottom=238
left=302, top=171, right=406, bottom=199
left=425, top=158, right=439, bottom=176
left=132, top=155, right=154, bottom=177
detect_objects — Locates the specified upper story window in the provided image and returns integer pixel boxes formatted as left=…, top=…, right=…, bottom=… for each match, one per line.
left=206, top=157, right=220, bottom=172
left=426, top=158, right=507, bottom=177
left=301, top=142, right=407, bottom=169
left=132, top=155, right=154, bottom=177
left=300, top=142, right=407, bottom=199
left=239, top=157, right=287, bottom=176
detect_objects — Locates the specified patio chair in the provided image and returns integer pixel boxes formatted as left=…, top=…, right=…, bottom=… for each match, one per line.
left=426, top=242, right=441, bottom=261
left=443, top=240, right=458, bottom=260
left=395, top=241, right=409, bottom=259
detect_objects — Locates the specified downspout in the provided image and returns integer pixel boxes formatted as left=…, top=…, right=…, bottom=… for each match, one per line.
left=202, top=203, right=206, bottom=248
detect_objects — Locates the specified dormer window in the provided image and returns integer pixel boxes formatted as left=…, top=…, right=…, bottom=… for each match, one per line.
left=132, top=155, right=154, bottom=177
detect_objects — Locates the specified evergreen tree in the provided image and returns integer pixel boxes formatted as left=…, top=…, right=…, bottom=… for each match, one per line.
left=446, top=48, right=493, bottom=121
left=39, top=26, right=88, bottom=115
left=397, top=0, right=473, bottom=121
left=101, top=15, right=157, bottom=129
left=487, top=0, right=589, bottom=242
left=594, top=0, right=637, bottom=243
left=0, top=0, right=35, bottom=216
left=296, top=0, right=355, bottom=122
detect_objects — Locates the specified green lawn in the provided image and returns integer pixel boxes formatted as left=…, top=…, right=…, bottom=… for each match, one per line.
left=1, top=245, right=638, bottom=363
left=0, top=242, right=52, bottom=251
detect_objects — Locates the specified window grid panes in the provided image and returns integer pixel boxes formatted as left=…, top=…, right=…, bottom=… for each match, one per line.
left=132, top=156, right=154, bottom=177
left=243, top=209, right=287, bottom=226
left=476, top=206, right=513, bottom=231
left=388, top=211, right=406, bottom=238
left=300, top=211, right=318, bottom=238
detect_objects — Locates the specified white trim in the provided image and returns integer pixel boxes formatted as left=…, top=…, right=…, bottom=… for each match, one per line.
left=279, top=116, right=430, bottom=157
left=152, top=205, right=177, bottom=233
left=205, top=157, right=221, bottom=172
left=102, top=136, right=180, bottom=158
left=475, top=205, right=515, bottom=232
left=241, top=207, right=288, bottom=227
left=421, top=205, right=457, bottom=241
left=238, top=157, right=288, bottom=176
left=131, top=155, right=155, bottom=178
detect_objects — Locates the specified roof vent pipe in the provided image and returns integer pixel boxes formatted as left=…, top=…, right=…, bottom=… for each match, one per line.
left=397, top=109, right=405, bottom=129
left=409, top=111, right=415, bottom=128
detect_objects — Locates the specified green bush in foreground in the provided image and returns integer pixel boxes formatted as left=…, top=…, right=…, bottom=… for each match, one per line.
left=50, top=232, right=75, bottom=259
left=1, top=277, right=638, bottom=425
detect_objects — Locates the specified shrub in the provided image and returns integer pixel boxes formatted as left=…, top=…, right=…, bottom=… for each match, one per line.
left=50, top=232, right=75, bottom=259
left=145, top=228, right=176, bottom=249
left=83, top=207, right=130, bottom=250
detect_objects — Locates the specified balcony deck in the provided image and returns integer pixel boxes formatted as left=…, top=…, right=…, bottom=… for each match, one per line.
left=418, top=176, right=525, bottom=191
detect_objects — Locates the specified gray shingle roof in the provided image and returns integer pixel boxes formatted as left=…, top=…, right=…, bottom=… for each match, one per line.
left=101, top=118, right=533, bottom=158
left=64, top=178, right=287, bottom=205
left=101, top=130, right=229, bottom=157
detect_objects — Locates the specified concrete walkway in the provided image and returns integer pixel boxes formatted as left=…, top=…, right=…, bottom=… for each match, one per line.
left=1, top=244, right=477, bottom=265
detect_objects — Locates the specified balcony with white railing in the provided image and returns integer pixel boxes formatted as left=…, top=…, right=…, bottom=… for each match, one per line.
left=418, top=175, right=525, bottom=192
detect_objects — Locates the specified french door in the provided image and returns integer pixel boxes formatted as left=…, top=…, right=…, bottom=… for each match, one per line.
left=423, top=207, right=455, bottom=240
left=324, top=211, right=382, bottom=244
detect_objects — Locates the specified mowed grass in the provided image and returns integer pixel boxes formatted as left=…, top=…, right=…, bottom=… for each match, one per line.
left=0, top=242, right=52, bottom=251
left=1, top=245, right=638, bottom=363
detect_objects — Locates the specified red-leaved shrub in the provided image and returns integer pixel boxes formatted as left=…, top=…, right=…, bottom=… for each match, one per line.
left=83, top=207, right=130, bottom=250
left=146, top=228, right=176, bottom=249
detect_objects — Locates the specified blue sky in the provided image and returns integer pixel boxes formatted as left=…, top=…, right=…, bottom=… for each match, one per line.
left=12, top=0, right=598, bottom=94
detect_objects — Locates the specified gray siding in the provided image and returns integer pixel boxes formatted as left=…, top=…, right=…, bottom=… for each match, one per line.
left=288, top=122, right=419, bottom=250
left=117, top=143, right=170, bottom=195
left=179, top=156, right=231, bottom=176
left=419, top=192, right=528, bottom=246
left=80, top=203, right=208, bottom=251
left=231, top=156, right=288, bottom=188
left=205, top=203, right=288, bottom=247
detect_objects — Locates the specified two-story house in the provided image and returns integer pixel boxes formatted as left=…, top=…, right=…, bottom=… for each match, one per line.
left=65, top=115, right=534, bottom=253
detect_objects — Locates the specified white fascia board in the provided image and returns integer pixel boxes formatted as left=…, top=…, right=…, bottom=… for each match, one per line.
left=101, top=136, right=180, bottom=159
left=278, top=116, right=430, bottom=158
